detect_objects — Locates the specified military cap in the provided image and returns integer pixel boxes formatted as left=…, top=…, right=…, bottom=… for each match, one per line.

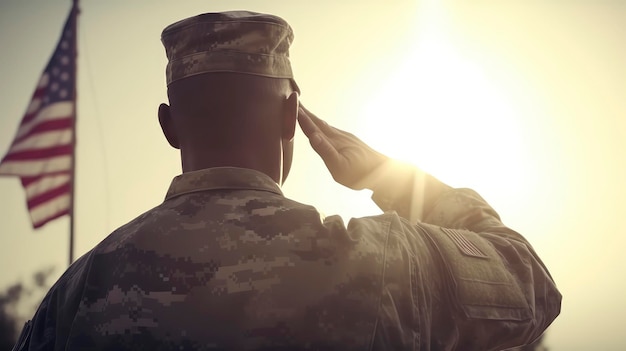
left=161, top=11, right=299, bottom=92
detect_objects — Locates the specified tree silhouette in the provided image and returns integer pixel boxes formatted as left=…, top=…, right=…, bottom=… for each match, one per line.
left=0, top=267, right=55, bottom=349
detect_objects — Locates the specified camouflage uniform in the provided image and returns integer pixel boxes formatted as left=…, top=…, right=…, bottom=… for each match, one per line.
left=13, top=11, right=561, bottom=350
left=14, top=167, right=561, bottom=350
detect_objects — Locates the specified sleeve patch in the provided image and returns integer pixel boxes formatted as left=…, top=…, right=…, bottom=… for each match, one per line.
left=441, top=228, right=488, bottom=258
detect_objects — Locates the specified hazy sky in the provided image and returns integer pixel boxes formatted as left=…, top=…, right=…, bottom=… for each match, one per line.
left=1, top=0, right=625, bottom=349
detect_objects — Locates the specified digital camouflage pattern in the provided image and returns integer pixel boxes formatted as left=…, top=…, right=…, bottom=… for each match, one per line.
left=161, top=11, right=299, bottom=92
left=14, top=167, right=561, bottom=350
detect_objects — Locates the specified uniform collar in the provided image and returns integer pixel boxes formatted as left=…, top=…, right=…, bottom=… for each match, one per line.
left=165, top=167, right=283, bottom=201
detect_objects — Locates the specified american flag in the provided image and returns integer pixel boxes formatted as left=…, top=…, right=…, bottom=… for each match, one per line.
left=0, top=8, right=77, bottom=229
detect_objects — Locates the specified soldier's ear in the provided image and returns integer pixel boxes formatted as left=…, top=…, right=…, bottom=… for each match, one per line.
left=158, top=103, right=180, bottom=149
left=282, top=92, right=298, bottom=141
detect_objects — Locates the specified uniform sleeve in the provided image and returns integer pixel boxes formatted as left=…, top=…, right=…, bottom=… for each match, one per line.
left=12, top=287, right=58, bottom=351
left=370, top=161, right=562, bottom=350
left=12, top=252, right=92, bottom=351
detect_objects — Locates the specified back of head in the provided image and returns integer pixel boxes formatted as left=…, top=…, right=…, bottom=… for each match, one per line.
left=159, top=11, right=299, bottom=180
left=167, top=73, right=293, bottom=148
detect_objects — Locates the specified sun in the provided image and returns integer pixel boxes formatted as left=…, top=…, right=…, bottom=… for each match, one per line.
left=349, top=2, right=530, bottom=202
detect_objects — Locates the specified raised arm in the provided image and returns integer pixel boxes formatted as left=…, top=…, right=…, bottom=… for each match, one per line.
left=297, top=104, right=449, bottom=221
left=298, top=105, right=561, bottom=350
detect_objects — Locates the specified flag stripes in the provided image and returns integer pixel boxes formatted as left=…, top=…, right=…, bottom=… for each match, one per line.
left=0, top=8, right=76, bottom=229
left=29, top=193, right=71, bottom=228
left=3, top=145, right=73, bottom=162
left=23, top=174, right=71, bottom=198
left=441, top=227, right=488, bottom=258
left=9, top=129, right=73, bottom=153
left=26, top=180, right=71, bottom=210
left=15, top=100, right=74, bottom=140
left=0, top=156, right=72, bottom=177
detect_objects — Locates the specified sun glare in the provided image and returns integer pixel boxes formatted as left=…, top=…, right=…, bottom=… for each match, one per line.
left=353, top=1, right=529, bottom=196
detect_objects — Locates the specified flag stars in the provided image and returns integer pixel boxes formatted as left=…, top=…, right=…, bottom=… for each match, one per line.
left=59, top=90, right=68, bottom=98
left=50, top=82, right=60, bottom=92
left=60, top=56, right=70, bottom=65
left=61, top=41, right=69, bottom=50
left=60, top=72, right=69, bottom=81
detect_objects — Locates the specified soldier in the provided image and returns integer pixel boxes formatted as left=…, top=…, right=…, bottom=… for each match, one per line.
left=13, top=11, right=560, bottom=351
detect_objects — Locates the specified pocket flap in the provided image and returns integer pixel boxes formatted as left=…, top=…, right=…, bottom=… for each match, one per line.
left=424, top=226, right=531, bottom=321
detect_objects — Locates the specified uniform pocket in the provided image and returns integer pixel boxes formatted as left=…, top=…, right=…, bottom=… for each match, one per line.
left=420, top=226, right=531, bottom=321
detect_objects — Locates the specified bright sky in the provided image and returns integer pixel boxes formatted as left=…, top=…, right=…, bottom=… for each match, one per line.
left=1, top=0, right=625, bottom=349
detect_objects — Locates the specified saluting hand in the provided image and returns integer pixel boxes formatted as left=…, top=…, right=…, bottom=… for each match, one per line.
left=298, top=105, right=387, bottom=190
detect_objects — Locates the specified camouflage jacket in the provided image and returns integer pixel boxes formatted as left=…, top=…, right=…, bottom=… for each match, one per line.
left=14, top=167, right=561, bottom=350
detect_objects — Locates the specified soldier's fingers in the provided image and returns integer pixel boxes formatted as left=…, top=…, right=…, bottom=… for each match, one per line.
left=298, top=108, right=341, bottom=168
left=297, top=107, right=323, bottom=139
left=307, top=130, right=341, bottom=171
left=300, top=105, right=335, bottom=135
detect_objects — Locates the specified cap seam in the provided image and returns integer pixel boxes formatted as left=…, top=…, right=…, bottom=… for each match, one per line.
left=169, top=49, right=284, bottom=60
left=166, top=70, right=295, bottom=86
left=162, top=19, right=291, bottom=38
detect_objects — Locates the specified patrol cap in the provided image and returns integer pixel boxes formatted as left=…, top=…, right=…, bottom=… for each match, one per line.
left=161, top=11, right=299, bottom=92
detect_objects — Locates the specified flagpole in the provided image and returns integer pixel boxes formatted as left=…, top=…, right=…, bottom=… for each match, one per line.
left=69, top=0, right=80, bottom=266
